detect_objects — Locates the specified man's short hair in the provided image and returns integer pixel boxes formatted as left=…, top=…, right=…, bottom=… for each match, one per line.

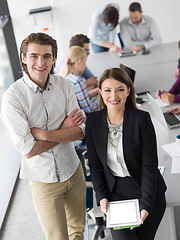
left=69, top=34, right=89, bottom=48
left=178, top=40, right=180, bottom=50
left=103, top=6, right=119, bottom=30
left=129, top=2, right=142, bottom=13
left=20, top=32, right=57, bottom=74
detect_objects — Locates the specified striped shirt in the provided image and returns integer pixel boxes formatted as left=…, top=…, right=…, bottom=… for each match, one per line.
left=67, top=73, right=98, bottom=113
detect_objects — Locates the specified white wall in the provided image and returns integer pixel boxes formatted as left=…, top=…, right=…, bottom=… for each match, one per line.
left=7, top=0, right=180, bottom=62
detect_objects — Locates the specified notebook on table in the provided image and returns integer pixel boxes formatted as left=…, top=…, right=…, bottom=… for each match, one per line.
left=147, top=93, right=180, bottom=129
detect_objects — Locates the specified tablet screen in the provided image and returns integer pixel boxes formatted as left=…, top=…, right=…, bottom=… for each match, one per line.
left=106, top=199, right=141, bottom=229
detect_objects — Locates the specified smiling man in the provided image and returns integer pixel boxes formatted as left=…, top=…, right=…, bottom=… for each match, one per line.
left=120, top=2, right=162, bottom=52
left=1, top=32, right=86, bottom=240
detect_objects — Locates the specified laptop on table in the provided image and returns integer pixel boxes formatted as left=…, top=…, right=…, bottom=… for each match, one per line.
left=147, top=93, right=180, bottom=129
left=118, top=33, right=136, bottom=57
left=120, top=64, right=145, bottom=104
left=120, top=64, right=136, bottom=83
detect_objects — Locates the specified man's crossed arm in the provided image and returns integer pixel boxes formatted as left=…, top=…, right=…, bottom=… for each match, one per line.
left=25, top=109, right=85, bottom=159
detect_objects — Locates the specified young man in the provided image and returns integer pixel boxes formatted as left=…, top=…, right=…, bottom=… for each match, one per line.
left=56, top=34, right=98, bottom=90
left=120, top=2, right=162, bottom=51
left=88, top=3, right=122, bottom=53
left=1, top=32, right=86, bottom=240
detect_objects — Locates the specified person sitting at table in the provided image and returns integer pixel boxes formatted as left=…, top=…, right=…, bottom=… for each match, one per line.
left=60, top=46, right=99, bottom=114
left=120, top=2, right=162, bottom=52
left=86, top=67, right=167, bottom=240
left=55, top=34, right=98, bottom=91
left=174, top=41, right=180, bottom=78
left=88, top=3, right=122, bottom=53
left=166, top=105, right=180, bottom=115
left=156, top=41, right=180, bottom=104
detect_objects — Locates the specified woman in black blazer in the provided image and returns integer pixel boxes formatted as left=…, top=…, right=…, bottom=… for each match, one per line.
left=86, top=68, right=167, bottom=240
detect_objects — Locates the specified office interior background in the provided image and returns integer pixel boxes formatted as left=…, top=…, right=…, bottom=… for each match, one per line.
left=7, top=0, right=180, bottom=59
left=0, top=0, right=180, bottom=239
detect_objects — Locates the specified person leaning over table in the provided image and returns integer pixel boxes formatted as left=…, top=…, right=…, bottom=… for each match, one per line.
left=88, top=3, right=122, bottom=53
left=85, top=67, right=167, bottom=240
left=1, top=32, right=86, bottom=240
left=120, top=2, right=162, bottom=52
left=156, top=40, right=180, bottom=104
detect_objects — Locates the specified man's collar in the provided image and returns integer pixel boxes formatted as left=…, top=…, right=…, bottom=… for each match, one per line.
left=128, top=15, right=146, bottom=25
left=23, top=73, right=52, bottom=93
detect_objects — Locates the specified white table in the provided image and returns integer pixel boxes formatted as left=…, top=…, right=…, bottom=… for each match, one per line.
left=87, top=42, right=179, bottom=76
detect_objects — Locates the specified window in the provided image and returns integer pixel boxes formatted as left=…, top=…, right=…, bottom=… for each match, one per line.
left=0, top=13, right=21, bottom=230
left=0, top=26, right=14, bottom=113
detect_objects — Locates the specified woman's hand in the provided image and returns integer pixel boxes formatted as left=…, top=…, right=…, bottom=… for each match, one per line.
left=140, top=209, right=149, bottom=224
left=160, top=92, right=175, bottom=104
left=167, top=106, right=180, bottom=115
left=130, top=209, right=149, bottom=230
left=156, top=89, right=165, bottom=98
left=100, top=198, right=109, bottom=214
left=156, top=90, right=174, bottom=104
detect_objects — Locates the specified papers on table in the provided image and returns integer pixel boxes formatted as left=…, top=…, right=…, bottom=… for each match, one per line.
left=106, top=199, right=141, bottom=229
left=161, top=142, right=180, bottom=158
left=155, top=98, right=170, bottom=107
left=171, top=157, right=180, bottom=174
left=161, top=142, right=180, bottom=173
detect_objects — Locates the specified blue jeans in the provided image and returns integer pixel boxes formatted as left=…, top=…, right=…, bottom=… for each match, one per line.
left=90, top=41, right=109, bottom=53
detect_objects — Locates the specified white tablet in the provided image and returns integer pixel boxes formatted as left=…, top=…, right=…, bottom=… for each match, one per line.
left=106, top=199, right=141, bottom=229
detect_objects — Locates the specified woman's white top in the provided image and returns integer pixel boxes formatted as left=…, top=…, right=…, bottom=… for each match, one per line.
left=107, top=120, right=130, bottom=177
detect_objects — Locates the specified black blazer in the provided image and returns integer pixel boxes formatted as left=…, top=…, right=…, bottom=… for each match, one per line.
left=85, top=106, right=167, bottom=213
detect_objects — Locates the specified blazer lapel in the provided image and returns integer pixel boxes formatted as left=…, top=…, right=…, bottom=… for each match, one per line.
left=95, top=108, right=108, bottom=162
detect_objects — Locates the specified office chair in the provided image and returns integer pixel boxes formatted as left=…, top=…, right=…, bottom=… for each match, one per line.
left=78, top=144, right=107, bottom=239
left=118, top=32, right=124, bottom=49
left=88, top=190, right=106, bottom=240
left=75, top=141, right=107, bottom=239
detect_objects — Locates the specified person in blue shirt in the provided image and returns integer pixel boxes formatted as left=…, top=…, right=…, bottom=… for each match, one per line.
left=88, top=3, right=122, bottom=53
left=55, top=34, right=98, bottom=91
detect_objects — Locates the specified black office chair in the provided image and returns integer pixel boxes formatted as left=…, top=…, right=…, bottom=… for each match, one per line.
left=77, top=143, right=107, bottom=239
left=75, top=141, right=107, bottom=239
left=118, top=32, right=124, bottom=49
left=88, top=191, right=106, bottom=240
